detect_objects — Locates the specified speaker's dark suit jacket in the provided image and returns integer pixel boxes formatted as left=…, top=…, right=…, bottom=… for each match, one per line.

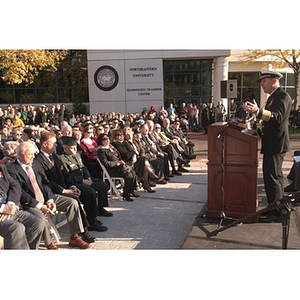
left=261, top=87, right=292, bottom=155
left=7, top=159, right=54, bottom=207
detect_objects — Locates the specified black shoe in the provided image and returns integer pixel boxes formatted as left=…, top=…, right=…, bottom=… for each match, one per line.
left=98, top=208, right=114, bottom=217
left=172, top=170, right=182, bottom=176
left=284, top=183, right=296, bottom=192
left=259, top=214, right=282, bottom=223
left=156, top=179, right=167, bottom=184
left=178, top=166, right=189, bottom=173
left=80, top=231, right=95, bottom=243
left=149, top=181, right=157, bottom=187
left=188, top=154, right=196, bottom=159
left=167, top=173, right=174, bottom=178
left=184, top=163, right=191, bottom=167
left=88, top=222, right=108, bottom=232
left=182, top=159, right=190, bottom=165
left=164, top=177, right=171, bottom=181
left=123, top=195, right=134, bottom=201
left=178, top=158, right=190, bottom=165
left=145, top=188, right=155, bottom=193
left=129, top=192, right=140, bottom=197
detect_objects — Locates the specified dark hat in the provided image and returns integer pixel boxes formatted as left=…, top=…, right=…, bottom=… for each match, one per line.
left=111, top=118, right=120, bottom=123
left=23, top=128, right=34, bottom=139
left=61, top=136, right=77, bottom=146
left=98, top=133, right=109, bottom=142
left=133, top=128, right=141, bottom=135
left=257, top=69, right=283, bottom=81
left=173, top=117, right=180, bottom=124
left=72, top=126, right=80, bottom=131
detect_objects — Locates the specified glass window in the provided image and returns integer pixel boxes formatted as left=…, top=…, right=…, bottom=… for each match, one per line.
left=163, top=59, right=213, bottom=107
left=287, top=73, right=295, bottom=86
left=229, top=72, right=260, bottom=105
left=286, top=87, right=295, bottom=100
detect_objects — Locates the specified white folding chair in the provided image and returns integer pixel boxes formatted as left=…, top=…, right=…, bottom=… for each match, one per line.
left=47, top=216, right=61, bottom=243
left=97, top=158, right=124, bottom=201
left=0, top=236, right=4, bottom=250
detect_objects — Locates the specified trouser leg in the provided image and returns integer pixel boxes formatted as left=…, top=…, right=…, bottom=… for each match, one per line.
left=22, top=206, right=51, bottom=246
left=15, top=210, right=44, bottom=249
left=263, top=153, right=285, bottom=205
left=0, top=219, right=29, bottom=249
left=294, top=162, right=300, bottom=190
left=90, top=178, right=109, bottom=208
left=77, top=184, right=98, bottom=225
left=54, top=194, right=85, bottom=237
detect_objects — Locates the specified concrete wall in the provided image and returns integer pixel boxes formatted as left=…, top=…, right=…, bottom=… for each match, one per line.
left=87, top=50, right=231, bottom=114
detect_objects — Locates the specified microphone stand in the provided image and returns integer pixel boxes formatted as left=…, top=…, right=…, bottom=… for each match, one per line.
left=216, top=123, right=232, bottom=228
left=206, top=194, right=296, bottom=249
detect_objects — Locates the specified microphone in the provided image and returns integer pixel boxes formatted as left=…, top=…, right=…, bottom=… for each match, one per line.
left=217, top=124, right=228, bottom=139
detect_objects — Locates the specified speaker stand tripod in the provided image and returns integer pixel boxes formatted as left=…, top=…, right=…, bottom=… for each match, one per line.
left=206, top=194, right=296, bottom=249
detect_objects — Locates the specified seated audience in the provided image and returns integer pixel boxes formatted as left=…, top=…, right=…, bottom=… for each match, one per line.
left=0, top=164, right=44, bottom=249
left=79, top=122, right=102, bottom=179
left=139, top=124, right=168, bottom=184
left=97, top=133, right=137, bottom=201
left=112, top=127, right=158, bottom=193
left=8, top=141, right=91, bottom=249
left=59, top=136, right=112, bottom=232
left=0, top=141, right=19, bottom=166
left=35, top=131, right=95, bottom=243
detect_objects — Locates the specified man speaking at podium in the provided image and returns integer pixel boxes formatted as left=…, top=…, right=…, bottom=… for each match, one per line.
left=243, top=69, right=292, bottom=223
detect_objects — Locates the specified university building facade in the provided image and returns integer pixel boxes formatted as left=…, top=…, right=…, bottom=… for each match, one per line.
left=87, top=50, right=231, bottom=114
left=0, top=50, right=296, bottom=114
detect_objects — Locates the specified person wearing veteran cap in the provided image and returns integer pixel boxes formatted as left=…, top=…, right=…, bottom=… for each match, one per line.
left=35, top=131, right=96, bottom=244
left=243, top=69, right=292, bottom=223
left=59, top=136, right=112, bottom=233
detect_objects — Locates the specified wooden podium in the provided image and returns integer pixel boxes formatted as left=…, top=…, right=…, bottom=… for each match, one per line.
left=206, top=122, right=259, bottom=221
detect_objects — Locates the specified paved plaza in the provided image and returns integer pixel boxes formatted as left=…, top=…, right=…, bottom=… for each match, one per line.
left=52, top=132, right=300, bottom=251
left=55, top=134, right=208, bottom=249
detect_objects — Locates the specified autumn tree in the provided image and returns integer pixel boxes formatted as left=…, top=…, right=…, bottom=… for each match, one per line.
left=0, top=49, right=68, bottom=85
left=238, top=49, right=300, bottom=108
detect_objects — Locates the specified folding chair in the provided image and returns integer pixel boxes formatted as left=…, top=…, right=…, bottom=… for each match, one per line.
left=47, top=216, right=61, bottom=243
left=0, top=236, right=4, bottom=250
left=97, top=158, right=124, bottom=201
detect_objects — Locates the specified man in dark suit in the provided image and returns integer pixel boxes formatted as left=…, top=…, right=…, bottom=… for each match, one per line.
left=35, top=130, right=95, bottom=243
left=59, top=136, right=112, bottom=231
left=7, top=141, right=91, bottom=249
left=244, top=69, right=293, bottom=222
left=139, top=124, right=169, bottom=183
left=0, top=164, right=44, bottom=249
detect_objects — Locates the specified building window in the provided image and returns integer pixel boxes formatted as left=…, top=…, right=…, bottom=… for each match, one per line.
left=229, top=71, right=296, bottom=105
left=228, top=72, right=261, bottom=105
left=281, top=73, right=295, bottom=100
left=163, top=59, right=213, bottom=107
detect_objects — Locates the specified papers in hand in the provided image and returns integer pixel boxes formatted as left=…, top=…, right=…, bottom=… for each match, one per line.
left=241, top=128, right=258, bottom=136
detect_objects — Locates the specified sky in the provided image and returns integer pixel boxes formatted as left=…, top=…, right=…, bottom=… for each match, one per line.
left=3, top=1, right=300, bottom=50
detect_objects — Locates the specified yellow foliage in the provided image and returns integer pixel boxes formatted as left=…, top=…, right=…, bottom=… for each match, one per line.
left=0, top=50, right=68, bottom=85
left=238, top=49, right=300, bottom=72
